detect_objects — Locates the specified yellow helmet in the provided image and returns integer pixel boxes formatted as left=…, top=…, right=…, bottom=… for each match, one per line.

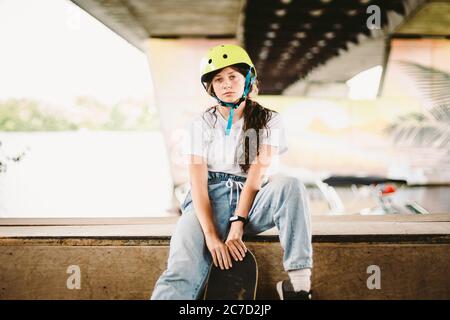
left=200, top=44, right=256, bottom=83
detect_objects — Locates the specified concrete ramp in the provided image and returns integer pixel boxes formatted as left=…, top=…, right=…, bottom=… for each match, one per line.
left=1, top=215, right=449, bottom=299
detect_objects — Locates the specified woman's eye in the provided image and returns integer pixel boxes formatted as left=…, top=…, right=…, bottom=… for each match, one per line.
left=230, top=75, right=235, bottom=80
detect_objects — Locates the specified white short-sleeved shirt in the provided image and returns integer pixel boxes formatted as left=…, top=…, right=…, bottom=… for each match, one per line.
left=182, top=107, right=288, bottom=178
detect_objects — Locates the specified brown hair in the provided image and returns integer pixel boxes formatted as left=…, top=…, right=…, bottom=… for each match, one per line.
left=203, top=64, right=276, bottom=174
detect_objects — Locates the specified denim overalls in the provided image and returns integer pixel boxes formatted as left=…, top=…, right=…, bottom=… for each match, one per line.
left=151, top=171, right=312, bottom=299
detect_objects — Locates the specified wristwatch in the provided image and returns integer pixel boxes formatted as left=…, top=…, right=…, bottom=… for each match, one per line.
left=229, top=215, right=248, bottom=225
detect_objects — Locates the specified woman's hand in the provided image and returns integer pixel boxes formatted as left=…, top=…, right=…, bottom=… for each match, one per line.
left=204, top=233, right=233, bottom=270
left=225, top=222, right=247, bottom=262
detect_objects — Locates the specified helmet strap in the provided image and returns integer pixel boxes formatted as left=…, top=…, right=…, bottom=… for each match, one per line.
left=204, top=68, right=255, bottom=136
left=214, top=69, right=255, bottom=136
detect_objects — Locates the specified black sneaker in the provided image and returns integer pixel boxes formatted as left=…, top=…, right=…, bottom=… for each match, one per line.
left=276, top=280, right=312, bottom=300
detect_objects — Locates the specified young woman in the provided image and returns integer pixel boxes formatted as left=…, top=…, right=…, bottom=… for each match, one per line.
left=151, top=44, right=312, bottom=300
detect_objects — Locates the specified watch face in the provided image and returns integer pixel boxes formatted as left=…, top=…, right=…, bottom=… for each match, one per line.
left=230, top=215, right=246, bottom=223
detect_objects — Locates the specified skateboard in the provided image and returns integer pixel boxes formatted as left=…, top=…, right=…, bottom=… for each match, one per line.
left=203, top=249, right=258, bottom=300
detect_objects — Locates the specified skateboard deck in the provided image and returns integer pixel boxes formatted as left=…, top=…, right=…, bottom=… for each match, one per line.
left=203, top=249, right=258, bottom=300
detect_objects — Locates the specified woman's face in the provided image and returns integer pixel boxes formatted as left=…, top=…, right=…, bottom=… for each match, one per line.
left=211, top=66, right=246, bottom=103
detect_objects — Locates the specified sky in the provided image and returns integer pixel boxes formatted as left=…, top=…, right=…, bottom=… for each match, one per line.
left=347, top=65, right=382, bottom=100
left=0, top=0, right=153, bottom=106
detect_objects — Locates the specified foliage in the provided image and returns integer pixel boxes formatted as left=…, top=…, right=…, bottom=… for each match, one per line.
left=384, top=62, right=450, bottom=150
left=0, top=97, right=159, bottom=131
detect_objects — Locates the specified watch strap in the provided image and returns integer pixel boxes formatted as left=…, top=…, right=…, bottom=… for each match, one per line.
left=230, top=215, right=248, bottom=225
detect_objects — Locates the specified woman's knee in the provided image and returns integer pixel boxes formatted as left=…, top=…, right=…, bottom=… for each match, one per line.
left=272, top=176, right=305, bottom=194
left=272, top=176, right=309, bottom=213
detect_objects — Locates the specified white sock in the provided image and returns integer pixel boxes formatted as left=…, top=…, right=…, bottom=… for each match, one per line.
left=288, top=268, right=311, bottom=292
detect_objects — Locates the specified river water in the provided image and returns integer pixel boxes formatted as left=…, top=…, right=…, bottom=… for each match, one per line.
left=0, top=131, right=173, bottom=218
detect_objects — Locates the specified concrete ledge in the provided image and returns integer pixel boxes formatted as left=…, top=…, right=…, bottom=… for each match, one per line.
left=1, top=214, right=450, bottom=238
left=1, top=214, right=450, bottom=300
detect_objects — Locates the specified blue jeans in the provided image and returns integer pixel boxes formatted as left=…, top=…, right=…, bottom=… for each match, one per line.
left=151, top=171, right=312, bottom=300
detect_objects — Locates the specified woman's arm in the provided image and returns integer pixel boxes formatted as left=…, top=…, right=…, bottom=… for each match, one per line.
left=225, top=144, right=277, bottom=261
left=188, top=155, right=232, bottom=270
left=188, top=156, right=216, bottom=236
